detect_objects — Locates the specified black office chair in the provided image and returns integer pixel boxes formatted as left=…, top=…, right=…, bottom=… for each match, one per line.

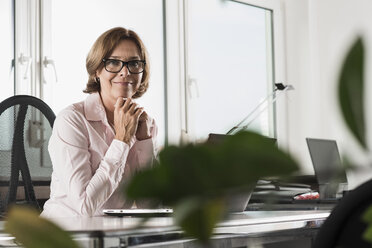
left=0, top=95, right=55, bottom=213
left=313, top=178, right=372, bottom=248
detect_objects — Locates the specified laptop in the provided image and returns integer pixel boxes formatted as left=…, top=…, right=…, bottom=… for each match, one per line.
left=306, top=138, right=348, bottom=199
left=103, top=208, right=173, bottom=217
left=207, top=133, right=277, bottom=146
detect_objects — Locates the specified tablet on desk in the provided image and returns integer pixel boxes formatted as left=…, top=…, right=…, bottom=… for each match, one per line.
left=103, top=208, right=173, bottom=217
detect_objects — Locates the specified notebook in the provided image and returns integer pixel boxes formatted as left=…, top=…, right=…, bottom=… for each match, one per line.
left=306, top=138, right=348, bottom=199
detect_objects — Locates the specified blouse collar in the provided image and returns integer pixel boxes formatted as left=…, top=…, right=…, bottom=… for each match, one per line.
left=84, top=92, right=108, bottom=123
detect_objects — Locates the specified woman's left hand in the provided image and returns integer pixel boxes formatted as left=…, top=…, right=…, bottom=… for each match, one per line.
left=136, top=110, right=152, bottom=141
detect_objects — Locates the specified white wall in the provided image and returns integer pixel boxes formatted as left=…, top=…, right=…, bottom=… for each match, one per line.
left=282, top=0, right=372, bottom=189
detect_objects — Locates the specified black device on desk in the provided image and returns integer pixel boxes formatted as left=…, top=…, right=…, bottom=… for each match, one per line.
left=250, top=179, right=312, bottom=204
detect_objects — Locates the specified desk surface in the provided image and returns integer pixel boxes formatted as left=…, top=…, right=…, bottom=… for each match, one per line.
left=0, top=210, right=330, bottom=247
left=42, top=210, right=329, bottom=235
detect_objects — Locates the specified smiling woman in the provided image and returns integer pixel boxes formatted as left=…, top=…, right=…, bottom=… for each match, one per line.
left=41, top=27, right=158, bottom=218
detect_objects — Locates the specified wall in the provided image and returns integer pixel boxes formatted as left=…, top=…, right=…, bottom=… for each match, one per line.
left=282, top=0, right=372, bottom=189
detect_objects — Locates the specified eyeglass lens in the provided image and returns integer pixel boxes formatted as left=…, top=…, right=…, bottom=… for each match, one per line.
left=104, top=59, right=145, bottom=74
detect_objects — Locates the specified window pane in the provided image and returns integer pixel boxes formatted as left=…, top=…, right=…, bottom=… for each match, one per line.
left=187, top=0, right=274, bottom=140
left=0, top=0, right=14, bottom=101
left=41, top=0, right=165, bottom=146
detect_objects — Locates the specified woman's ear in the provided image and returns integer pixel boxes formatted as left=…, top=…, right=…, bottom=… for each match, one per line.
left=95, top=70, right=101, bottom=84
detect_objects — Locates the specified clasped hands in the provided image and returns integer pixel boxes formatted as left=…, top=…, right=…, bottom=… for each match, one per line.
left=113, top=97, right=152, bottom=145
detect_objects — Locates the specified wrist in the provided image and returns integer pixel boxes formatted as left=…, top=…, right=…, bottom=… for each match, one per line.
left=115, top=134, right=131, bottom=145
left=136, top=134, right=152, bottom=141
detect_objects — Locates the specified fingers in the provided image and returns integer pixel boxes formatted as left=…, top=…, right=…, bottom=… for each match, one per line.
left=122, top=98, right=132, bottom=111
left=119, top=98, right=139, bottom=114
left=138, top=111, right=148, bottom=122
left=114, top=97, right=125, bottom=113
left=134, top=107, right=144, bottom=120
left=128, top=102, right=139, bottom=114
left=115, top=97, right=144, bottom=117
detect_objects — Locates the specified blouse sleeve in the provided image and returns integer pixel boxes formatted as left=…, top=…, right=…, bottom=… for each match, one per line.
left=130, top=118, right=159, bottom=171
left=48, top=109, right=130, bottom=216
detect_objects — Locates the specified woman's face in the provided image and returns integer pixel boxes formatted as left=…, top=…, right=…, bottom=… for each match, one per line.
left=97, top=39, right=143, bottom=108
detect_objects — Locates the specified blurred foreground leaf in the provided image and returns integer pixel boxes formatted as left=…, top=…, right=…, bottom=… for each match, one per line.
left=125, top=131, right=299, bottom=242
left=338, top=37, right=366, bottom=149
left=173, top=197, right=225, bottom=245
left=5, top=206, right=80, bottom=248
left=362, top=205, right=372, bottom=243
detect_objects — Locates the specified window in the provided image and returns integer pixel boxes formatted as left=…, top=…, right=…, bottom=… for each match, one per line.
left=7, top=0, right=284, bottom=146
left=7, top=0, right=165, bottom=146
left=183, top=0, right=276, bottom=142
left=41, top=0, right=165, bottom=146
left=0, top=0, right=15, bottom=100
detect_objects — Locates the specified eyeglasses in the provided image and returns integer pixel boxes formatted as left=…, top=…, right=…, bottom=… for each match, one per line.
left=102, top=58, right=146, bottom=74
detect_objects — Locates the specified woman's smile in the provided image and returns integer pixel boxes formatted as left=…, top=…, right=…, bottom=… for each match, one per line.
left=113, top=81, right=133, bottom=86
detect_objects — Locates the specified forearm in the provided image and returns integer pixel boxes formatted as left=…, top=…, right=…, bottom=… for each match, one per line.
left=50, top=130, right=130, bottom=216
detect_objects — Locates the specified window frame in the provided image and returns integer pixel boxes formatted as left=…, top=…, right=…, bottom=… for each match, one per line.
left=236, top=0, right=288, bottom=147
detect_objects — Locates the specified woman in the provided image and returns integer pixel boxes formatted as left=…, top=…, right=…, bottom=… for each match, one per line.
left=41, top=27, right=157, bottom=217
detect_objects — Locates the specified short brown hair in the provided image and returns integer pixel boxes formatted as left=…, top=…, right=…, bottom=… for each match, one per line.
left=84, top=27, right=150, bottom=98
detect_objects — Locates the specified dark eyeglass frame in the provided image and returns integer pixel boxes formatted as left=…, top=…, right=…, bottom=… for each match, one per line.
left=102, top=58, right=146, bottom=74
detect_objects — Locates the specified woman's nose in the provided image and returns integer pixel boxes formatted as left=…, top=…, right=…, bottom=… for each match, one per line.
left=119, top=65, right=130, bottom=77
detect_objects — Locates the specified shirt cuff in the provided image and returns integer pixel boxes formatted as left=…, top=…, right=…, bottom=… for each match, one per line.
left=133, top=138, right=155, bottom=168
left=105, top=139, right=131, bottom=167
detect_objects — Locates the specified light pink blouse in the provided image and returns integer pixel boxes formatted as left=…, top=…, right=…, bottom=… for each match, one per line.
left=41, top=93, right=157, bottom=217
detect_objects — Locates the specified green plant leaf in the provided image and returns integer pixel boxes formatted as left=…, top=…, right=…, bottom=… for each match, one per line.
left=361, top=205, right=372, bottom=244
left=362, top=226, right=372, bottom=244
left=363, top=205, right=372, bottom=244
left=4, top=206, right=80, bottom=248
left=125, top=130, right=299, bottom=242
left=216, top=131, right=299, bottom=186
left=173, top=197, right=225, bottom=244
left=338, top=37, right=366, bottom=149
left=362, top=205, right=372, bottom=224
left=126, top=131, right=299, bottom=204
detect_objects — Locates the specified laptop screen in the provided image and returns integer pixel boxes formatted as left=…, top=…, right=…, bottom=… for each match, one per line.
left=306, top=138, right=347, bottom=185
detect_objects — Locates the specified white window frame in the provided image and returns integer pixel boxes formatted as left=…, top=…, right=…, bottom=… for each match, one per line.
left=14, top=0, right=42, bottom=98
left=164, top=0, right=186, bottom=145
left=237, top=0, right=288, bottom=148
left=165, top=0, right=287, bottom=145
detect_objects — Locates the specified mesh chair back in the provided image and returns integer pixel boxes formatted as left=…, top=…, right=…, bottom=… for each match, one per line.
left=0, top=95, right=55, bottom=212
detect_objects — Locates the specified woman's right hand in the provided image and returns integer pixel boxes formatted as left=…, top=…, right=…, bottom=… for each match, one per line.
left=114, top=97, right=144, bottom=145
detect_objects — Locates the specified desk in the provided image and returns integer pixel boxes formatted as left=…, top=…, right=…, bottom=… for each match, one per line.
left=0, top=210, right=329, bottom=248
